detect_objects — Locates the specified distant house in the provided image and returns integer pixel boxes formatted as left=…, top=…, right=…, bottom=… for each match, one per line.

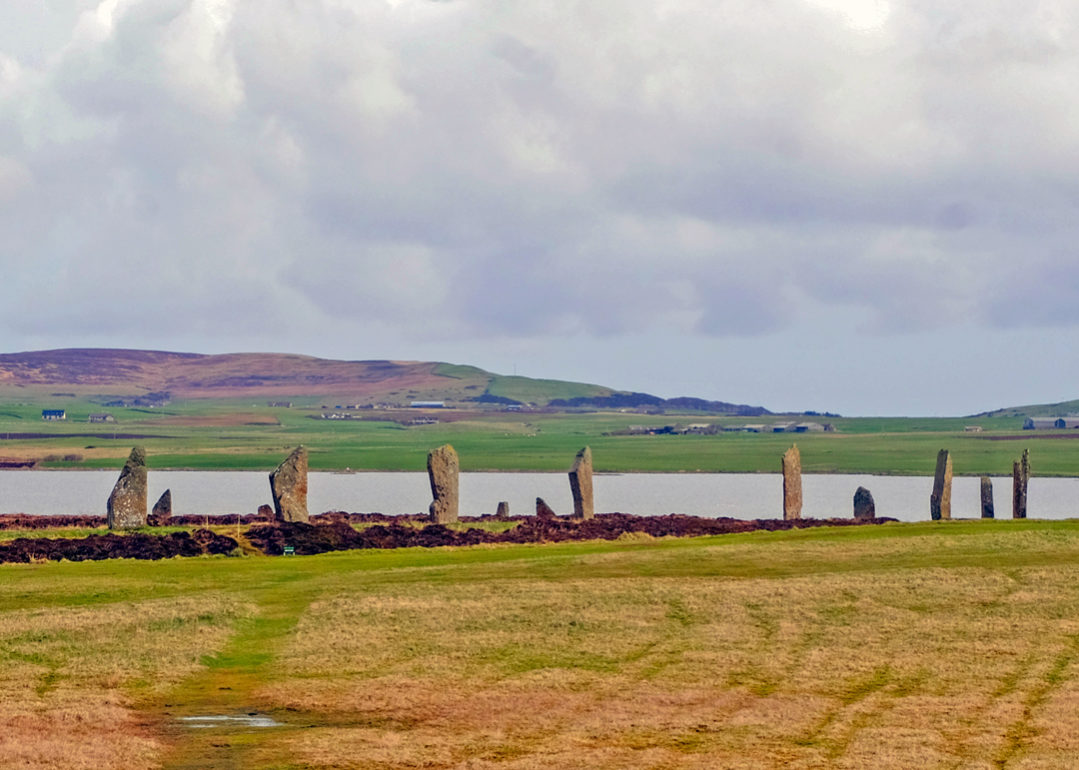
left=792, top=422, right=825, bottom=433
left=88, top=413, right=115, bottom=423
left=410, top=401, right=446, bottom=409
left=964, top=425, right=983, bottom=433
left=41, top=409, right=66, bottom=421
left=267, top=401, right=293, bottom=408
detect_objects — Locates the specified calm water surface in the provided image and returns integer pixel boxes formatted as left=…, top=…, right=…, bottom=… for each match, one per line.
left=0, top=470, right=1076, bottom=522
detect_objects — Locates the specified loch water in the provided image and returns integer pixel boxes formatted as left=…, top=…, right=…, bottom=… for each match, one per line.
left=0, top=470, right=1076, bottom=522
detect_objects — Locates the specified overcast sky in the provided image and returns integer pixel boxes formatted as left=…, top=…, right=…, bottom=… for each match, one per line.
left=1, top=1, right=1078, bottom=415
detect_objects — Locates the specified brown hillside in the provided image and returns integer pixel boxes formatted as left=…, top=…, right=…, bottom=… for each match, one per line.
left=0, top=349, right=486, bottom=400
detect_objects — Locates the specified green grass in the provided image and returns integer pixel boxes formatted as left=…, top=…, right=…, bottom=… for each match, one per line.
left=5, top=520, right=1079, bottom=768
left=3, top=396, right=1078, bottom=476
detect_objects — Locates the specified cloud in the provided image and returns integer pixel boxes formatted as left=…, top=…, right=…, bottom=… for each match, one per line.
left=0, top=0, right=1078, bottom=356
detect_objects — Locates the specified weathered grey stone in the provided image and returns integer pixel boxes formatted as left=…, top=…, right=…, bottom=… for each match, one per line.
left=782, top=445, right=802, bottom=520
left=853, top=486, right=875, bottom=519
left=535, top=497, right=557, bottom=519
left=930, top=449, right=952, bottom=520
left=270, top=446, right=309, bottom=522
left=257, top=503, right=274, bottom=520
left=149, top=489, right=172, bottom=525
left=107, top=446, right=148, bottom=529
left=981, top=476, right=994, bottom=519
left=495, top=501, right=510, bottom=519
left=569, top=446, right=594, bottom=520
left=1012, top=449, right=1030, bottom=519
left=427, top=444, right=459, bottom=523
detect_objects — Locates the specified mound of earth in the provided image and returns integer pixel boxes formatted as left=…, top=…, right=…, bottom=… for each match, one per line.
left=247, top=513, right=895, bottom=556
left=0, top=528, right=237, bottom=563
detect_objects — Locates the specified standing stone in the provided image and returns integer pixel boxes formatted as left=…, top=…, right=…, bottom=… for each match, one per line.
left=107, top=446, right=148, bottom=529
left=149, top=489, right=172, bottom=525
left=535, top=497, right=557, bottom=519
left=853, top=487, right=875, bottom=520
left=427, top=444, right=459, bottom=523
left=270, top=446, right=309, bottom=522
left=1012, top=449, right=1030, bottom=519
left=494, top=501, right=510, bottom=519
left=782, top=445, right=802, bottom=520
left=257, top=504, right=274, bottom=520
left=930, top=449, right=953, bottom=520
left=569, top=446, right=594, bottom=520
left=980, top=476, right=994, bottom=519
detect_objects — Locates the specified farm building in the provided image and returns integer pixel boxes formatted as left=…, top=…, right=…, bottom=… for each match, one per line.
left=41, top=409, right=66, bottom=421
left=410, top=401, right=446, bottom=408
left=88, top=413, right=115, bottom=423
left=1023, top=417, right=1079, bottom=430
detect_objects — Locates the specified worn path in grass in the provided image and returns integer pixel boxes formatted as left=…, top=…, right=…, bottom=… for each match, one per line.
left=152, top=569, right=323, bottom=769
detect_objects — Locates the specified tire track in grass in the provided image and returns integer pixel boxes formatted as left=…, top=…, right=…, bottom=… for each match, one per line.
left=993, top=633, right=1079, bottom=768
left=152, top=578, right=321, bottom=770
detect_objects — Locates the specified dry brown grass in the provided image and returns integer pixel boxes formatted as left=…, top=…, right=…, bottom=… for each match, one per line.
left=247, top=541, right=1079, bottom=769
left=4, top=523, right=1079, bottom=768
left=0, top=592, right=251, bottom=769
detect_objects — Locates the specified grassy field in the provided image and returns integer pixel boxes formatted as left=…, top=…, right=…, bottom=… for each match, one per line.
left=2, top=519, right=1079, bottom=768
left=2, top=395, right=1079, bottom=475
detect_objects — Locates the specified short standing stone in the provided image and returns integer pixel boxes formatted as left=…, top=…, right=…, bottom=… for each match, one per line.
left=981, top=476, right=994, bottom=519
left=569, top=446, right=594, bottom=520
left=782, top=445, right=802, bottom=520
left=107, top=446, right=148, bottom=529
left=270, top=446, right=309, bottom=523
left=257, top=504, right=274, bottom=519
left=1012, top=449, right=1030, bottom=519
left=535, top=497, right=557, bottom=519
left=427, top=444, right=459, bottom=523
left=930, top=449, right=953, bottom=520
left=495, top=501, right=510, bottom=519
left=149, top=489, right=172, bottom=525
left=853, top=486, right=875, bottom=519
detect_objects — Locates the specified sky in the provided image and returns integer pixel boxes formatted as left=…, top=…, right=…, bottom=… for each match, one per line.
left=1, top=0, right=1078, bottom=416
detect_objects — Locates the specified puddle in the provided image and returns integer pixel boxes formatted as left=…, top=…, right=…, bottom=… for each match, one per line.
left=178, top=714, right=282, bottom=729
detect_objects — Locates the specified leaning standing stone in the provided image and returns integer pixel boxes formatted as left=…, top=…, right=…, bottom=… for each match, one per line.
left=930, top=449, right=952, bottom=520
left=853, top=487, right=875, bottom=519
left=149, top=489, right=172, bottom=525
left=270, top=446, right=309, bottom=522
left=782, top=445, right=802, bottom=520
left=569, top=446, right=594, bottom=520
left=427, top=444, right=459, bottom=523
left=107, top=446, right=148, bottom=529
left=980, top=476, right=994, bottom=519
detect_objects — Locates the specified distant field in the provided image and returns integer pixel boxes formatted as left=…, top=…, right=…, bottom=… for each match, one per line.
left=3, top=396, right=1079, bottom=475
left=3, top=519, right=1079, bottom=768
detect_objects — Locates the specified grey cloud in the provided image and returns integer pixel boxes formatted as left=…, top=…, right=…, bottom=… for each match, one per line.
left=1, top=0, right=1079, bottom=353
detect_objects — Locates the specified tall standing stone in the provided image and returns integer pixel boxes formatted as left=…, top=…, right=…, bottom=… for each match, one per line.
left=270, top=446, right=309, bottom=523
left=107, top=446, right=148, bottom=529
left=782, top=445, right=802, bottom=520
left=980, top=476, right=994, bottom=519
left=427, top=444, right=459, bottom=523
left=495, top=501, right=510, bottom=519
left=149, top=489, right=172, bottom=525
left=1012, top=449, right=1030, bottom=519
left=569, top=446, right=594, bottom=520
left=853, top=486, right=875, bottom=519
left=930, top=449, right=953, bottom=520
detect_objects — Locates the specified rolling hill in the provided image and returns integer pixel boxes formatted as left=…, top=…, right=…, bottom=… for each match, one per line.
left=0, top=349, right=769, bottom=414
